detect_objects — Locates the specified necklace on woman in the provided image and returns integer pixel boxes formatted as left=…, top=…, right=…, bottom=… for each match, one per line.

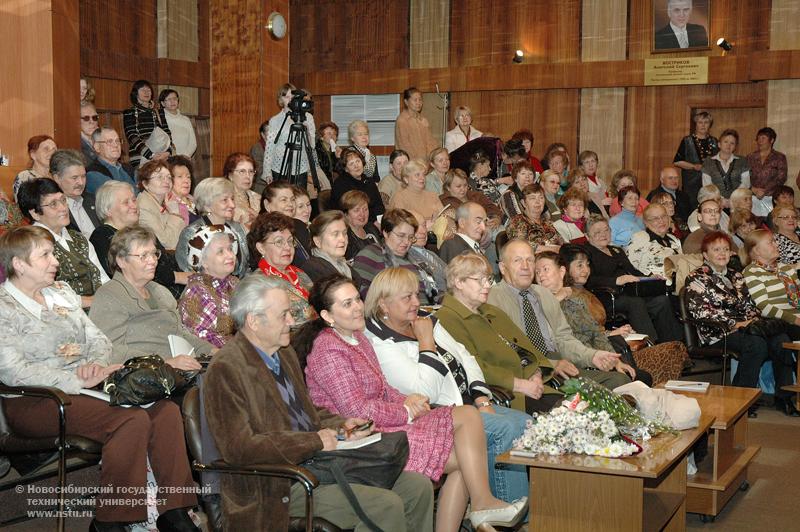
left=692, top=134, right=714, bottom=161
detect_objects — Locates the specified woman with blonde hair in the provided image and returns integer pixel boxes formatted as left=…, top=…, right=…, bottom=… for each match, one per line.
left=389, top=159, right=446, bottom=232
left=364, top=267, right=532, bottom=504
left=426, top=147, right=451, bottom=194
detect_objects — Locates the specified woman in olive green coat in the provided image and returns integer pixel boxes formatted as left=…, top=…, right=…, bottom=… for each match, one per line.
left=436, top=253, right=561, bottom=413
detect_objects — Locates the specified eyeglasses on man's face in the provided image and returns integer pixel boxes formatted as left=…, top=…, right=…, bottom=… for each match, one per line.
left=81, top=115, right=99, bottom=122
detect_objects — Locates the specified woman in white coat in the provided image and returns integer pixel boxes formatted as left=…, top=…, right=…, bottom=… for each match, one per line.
left=363, top=267, right=531, bottom=505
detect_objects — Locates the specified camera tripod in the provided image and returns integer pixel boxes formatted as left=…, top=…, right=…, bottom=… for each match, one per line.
left=274, top=111, right=321, bottom=191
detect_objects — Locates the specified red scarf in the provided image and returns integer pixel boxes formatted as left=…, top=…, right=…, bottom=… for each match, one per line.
left=561, top=214, right=586, bottom=232
left=258, top=258, right=309, bottom=299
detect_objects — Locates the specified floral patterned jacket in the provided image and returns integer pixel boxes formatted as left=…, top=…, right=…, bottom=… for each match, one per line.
left=685, top=263, right=759, bottom=345
left=626, top=229, right=682, bottom=281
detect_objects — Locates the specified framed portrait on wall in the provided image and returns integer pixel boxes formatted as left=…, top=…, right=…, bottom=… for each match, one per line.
left=652, top=0, right=711, bottom=53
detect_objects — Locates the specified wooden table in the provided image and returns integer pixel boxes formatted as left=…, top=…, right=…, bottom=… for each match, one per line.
left=497, top=414, right=714, bottom=532
left=671, top=385, right=761, bottom=522
left=781, top=342, right=800, bottom=406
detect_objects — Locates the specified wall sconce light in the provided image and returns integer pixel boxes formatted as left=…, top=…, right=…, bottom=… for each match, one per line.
left=716, top=38, right=733, bottom=52
left=513, top=50, right=524, bottom=63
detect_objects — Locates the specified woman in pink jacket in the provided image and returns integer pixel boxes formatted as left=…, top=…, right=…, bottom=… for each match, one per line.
left=294, top=275, right=527, bottom=532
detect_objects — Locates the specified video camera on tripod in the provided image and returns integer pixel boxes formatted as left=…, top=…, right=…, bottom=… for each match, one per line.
left=274, top=89, right=321, bottom=191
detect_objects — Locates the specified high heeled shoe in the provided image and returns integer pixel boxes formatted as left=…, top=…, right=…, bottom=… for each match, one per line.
left=468, top=497, right=528, bottom=528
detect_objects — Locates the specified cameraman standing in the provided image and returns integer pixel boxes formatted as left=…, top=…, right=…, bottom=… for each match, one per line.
left=263, top=83, right=329, bottom=192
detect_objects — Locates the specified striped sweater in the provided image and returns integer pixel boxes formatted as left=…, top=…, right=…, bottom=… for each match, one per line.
left=743, top=261, right=800, bottom=324
left=351, top=243, right=434, bottom=304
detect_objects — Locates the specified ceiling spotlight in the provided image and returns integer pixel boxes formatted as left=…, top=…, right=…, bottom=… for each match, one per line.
left=513, top=50, right=524, bottom=64
left=716, top=38, right=733, bottom=52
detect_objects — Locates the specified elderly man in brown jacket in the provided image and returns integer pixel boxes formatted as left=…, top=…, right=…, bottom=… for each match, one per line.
left=203, top=274, right=434, bottom=531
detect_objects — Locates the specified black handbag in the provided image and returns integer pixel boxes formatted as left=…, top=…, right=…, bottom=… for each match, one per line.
left=621, top=278, right=667, bottom=298
left=302, top=431, right=410, bottom=532
left=743, top=317, right=787, bottom=338
left=103, top=355, right=199, bottom=406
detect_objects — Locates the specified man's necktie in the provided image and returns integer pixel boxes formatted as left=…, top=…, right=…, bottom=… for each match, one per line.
left=519, top=289, right=549, bottom=354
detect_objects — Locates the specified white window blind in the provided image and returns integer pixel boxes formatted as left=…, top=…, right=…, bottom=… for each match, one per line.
left=331, top=94, right=399, bottom=147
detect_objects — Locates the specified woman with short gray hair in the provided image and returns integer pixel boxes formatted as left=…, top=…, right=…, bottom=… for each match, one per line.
left=175, top=177, right=249, bottom=277
left=90, top=180, right=188, bottom=297
left=348, top=119, right=379, bottom=183
left=89, top=225, right=214, bottom=365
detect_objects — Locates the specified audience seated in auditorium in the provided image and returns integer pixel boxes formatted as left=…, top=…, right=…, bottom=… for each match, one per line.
left=492, top=242, right=635, bottom=389
left=297, top=274, right=528, bottom=531
left=649, top=190, right=690, bottom=242
left=89, top=225, right=212, bottom=365
left=348, top=120, right=380, bottom=184
left=0, top=225, right=200, bottom=532
left=17, top=178, right=109, bottom=308
left=505, top=183, right=563, bottom=253
left=627, top=203, right=683, bottom=280
left=13, top=135, right=57, bottom=201
left=176, top=178, right=249, bottom=278
left=223, top=152, right=260, bottom=230
left=50, top=149, right=99, bottom=239
left=341, top=190, right=382, bottom=260
left=511, top=129, right=543, bottom=174
left=438, top=202, right=489, bottom=264
left=300, top=210, right=364, bottom=291
left=558, top=245, right=688, bottom=385
left=500, top=161, right=536, bottom=219
left=353, top=209, right=443, bottom=305
left=445, top=106, right=482, bottom=154
left=552, top=187, right=589, bottom=244
left=389, top=159, right=446, bottom=233
left=165, top=155, right=198, bottom=225
left=159, top=89, right=197, bottom=159
left=123, top=79, right=173, bottom=169
left=203, top=274, right=436, bottom=531
left=331, top=147, right=386, bottom=225
left=608, top=169, right=649, bottom=217
left=425, top=147, right=451, bottom=194
left=85, top=126, right=137, bottom=194
left=90, top=180, right=186, bottom=298
left=673, top=110, right=719, bottom=211
left=364, top=267, right=531, bottom=504
left=261, top=181, right=311, bottom=266
left=436, top=253, right=559, bottom=414
left=79, top=101, right=99, bottom=165
left=136, top=160, right=187, bottom=250
left=395, top=87, right=439, bottom=161
left=646, top=166, right=691, bottom=221
left=583, top=216, right=684, bottom=343
left=688, top=230, right=798, bottom=417
left=378, top=149, right=409, bottom=204
left=247, top=211, right=315, bottom=325
left=440, top=169, right=503, bottom=228
left=609, top=186, right=645, bottom=247
left=178, top=223, right=239, bottom=348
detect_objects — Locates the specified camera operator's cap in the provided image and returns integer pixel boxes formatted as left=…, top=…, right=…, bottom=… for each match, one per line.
left=185, top=223, right=239, bottom=272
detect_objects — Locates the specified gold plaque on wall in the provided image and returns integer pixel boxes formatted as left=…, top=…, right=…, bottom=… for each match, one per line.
left=644, top=57, right=709, bottom=86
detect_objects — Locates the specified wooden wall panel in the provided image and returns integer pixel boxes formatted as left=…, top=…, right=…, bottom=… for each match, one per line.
left=628, top=0, right=770, bottom=60
left=80, top=0, right=156, bottom=58
left=289, top=0, right=409, bottom=74
left=0, top=0, right=79, bottom=195
left=450, top=0, right=581, bottom=66
left=579, top=88, right=625, bottom=181
left=625, top=82, right=766, bottom=194
left=410, top=0, right=450, bottom=69
left=581, top=0, right=626, bottom=62
left=770, top=0, right=800, bottom=50
left=767, top=80, right=800, bottom=193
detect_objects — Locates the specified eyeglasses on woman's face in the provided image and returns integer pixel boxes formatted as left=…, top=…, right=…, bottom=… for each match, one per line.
left=128, top=249, right=162, bottom=262
left=390, top=230, right=416, bottom=243
left=264, top=237, right=296, bottom=249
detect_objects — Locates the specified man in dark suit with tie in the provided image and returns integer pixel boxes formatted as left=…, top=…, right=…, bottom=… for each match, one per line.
left=50, top=149, right=100, bottom=239
left=654, top=0, right=708, bottom=50
left=438, top=202, right=487, bottom=263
